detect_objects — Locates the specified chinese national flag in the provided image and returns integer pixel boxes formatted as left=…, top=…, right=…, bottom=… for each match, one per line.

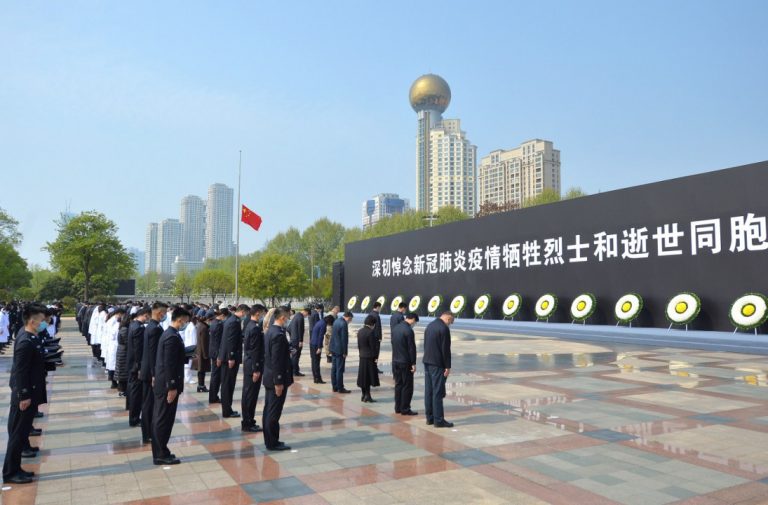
left=241, top=204, right=262, bottom=231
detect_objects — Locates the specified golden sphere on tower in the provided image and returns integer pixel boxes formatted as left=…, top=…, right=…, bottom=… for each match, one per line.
left=409, top=74, right=451, bottom=113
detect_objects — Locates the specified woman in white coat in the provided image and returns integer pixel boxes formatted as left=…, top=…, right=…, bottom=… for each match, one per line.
left=104, top=308, right=125, bottom=388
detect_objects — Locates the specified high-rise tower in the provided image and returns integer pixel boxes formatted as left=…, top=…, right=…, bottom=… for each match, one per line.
left=205, top=183, right=234, bottom=260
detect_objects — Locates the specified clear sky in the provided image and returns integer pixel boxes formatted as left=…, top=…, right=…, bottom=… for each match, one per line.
left=1, top=0, right=766, bottom=267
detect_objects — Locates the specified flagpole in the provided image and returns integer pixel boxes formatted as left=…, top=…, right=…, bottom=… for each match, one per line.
left=235, top=150, right=242, bottom=304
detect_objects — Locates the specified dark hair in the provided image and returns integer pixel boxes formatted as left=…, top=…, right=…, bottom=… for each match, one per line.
left=323, top=315, right=335, bottom=325
left=236, top=303, right=251, bottom=313
left=218, top=307, right=230, bottom=318
left=135, top=306, right=151, bottom=317
left=273, top=307, right=290, bottom=321
left=405, top=312, right=419, bottom=322
left=441, top=310, right=454, bottom=317
left=22, top=304, right=47, bottom=323
left=172, top=307, right=192, bottom=321
left=250, top=304, right=266, bottom=316
left=152, top=301, right=169, bottom=311
left=343, top=311, right=353, bottom=319
left=364, top=314, right=377, bottom=326
left=398, top=302, right=407, bottom=309
left=372, top=302, right=382, bottom=309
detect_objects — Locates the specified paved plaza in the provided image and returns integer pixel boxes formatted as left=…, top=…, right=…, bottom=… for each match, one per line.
left=2, top=319, right=768, bottom=505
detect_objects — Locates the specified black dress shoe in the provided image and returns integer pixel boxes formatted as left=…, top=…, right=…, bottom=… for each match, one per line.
left=434, top=421, right=454, bottom=428
left=294, top=372, right=305, bottom=377
left=209, top=397, right=221, bottom=404
left=338, top=388, right=351, bottom=394
left=364, top=396, right=376, bottom=403
left=224, top=411, right=241, bottom=418
left=129, top=420, right=141, bottom=427
left=34, top=412, right=44, bottom=418
left=27, top=446, right=39, bottom=452
left=142, top=438, right=151, bottom=444
left=266, top=445, right=291, bottom=451
left=197, top=385, right=209, bottom=393
left=3, top=473, right=33, bottom=484
left=22, top=449, right=37, bottom=458
left=153, top=457, right=181, bottom=465
left=395, top=410, right=401, bottom=414
left=241, top=424, right=263, bottom=433
left=426, top=419, right=434, bottom=425
left=19, top=469, right=35, bottom=477
left=29, top=428, right=42, bottom=436
left=315, top=379, right=326, bottom=384
left=401, top=410, right=418, bottom=416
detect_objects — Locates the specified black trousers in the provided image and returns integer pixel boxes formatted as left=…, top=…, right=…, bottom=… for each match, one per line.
left=220, top=361, right=240, bottom=416
left=209, top=359, right=221, bottom=402
left=151, top=389, right=178, bottom=460
left=141, top=381, right=154, bottom=441
left=127, top=374, right=143, bottom=425
left=310, top=345, right=322, bottom=381
left=291, top=345, right=302, bottom=374
left=393, top=363, right=414, bottom=413
left=241, top=364, right=262, bottom=427
left=3, top=399, right=36, bottom=479
left=262, top=387, right=287, bottom=449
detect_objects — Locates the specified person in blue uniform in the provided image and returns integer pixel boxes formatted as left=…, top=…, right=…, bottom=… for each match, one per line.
left=218, top=304, right=250, bottom=418
left=422, top=311, right=454, bottom=428
left=262, top=307, right=294, bottom=451
left=241, top=304, right=266, bottom=433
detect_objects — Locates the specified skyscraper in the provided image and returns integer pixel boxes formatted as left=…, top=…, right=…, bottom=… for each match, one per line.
left=362, top=193, right=410, bottom=228
left=410, top=74, right=477, bottom=217
left=144, top=223, right=158, bottom=274
left=127, top=247, right=145, bottom=275
left=180, top=195, right=206, bottom=262
left=478, top=139, right=561, bottom=208
left=156, top=218, right=182, bottom=275
left=205, top=183, right=234, bottom=260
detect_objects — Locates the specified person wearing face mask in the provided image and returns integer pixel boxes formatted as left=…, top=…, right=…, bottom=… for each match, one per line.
left=262, top=307, right=294, bottom=451
left=217, top=304, right=250, bottom=418
left=3, top=304, right=47, bottom=484
left=422, top=311, right=455, bottom=428
left=140, top=302, right=169, bottom=444
left=207, top=308, right=228, bottom=404
left=241, top=304, right=266, bottom=433
left=126, top=307, right=151, bottom=427
left=151, top=307, right=191, bottom=465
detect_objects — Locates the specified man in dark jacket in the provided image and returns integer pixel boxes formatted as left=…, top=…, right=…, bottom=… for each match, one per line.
left=126, top=307, right=151, bottom=427
left=262, top=307, right=294, bottom=451
left=369, top=302, right=383, bottom=373
left=151, top=307, right=190, bottom=465
left=390, top=302, right=406, bottom=330
left=310, top=315, right=334, bottom=384
left=330, top=312, right=353, bottom=393
left=241, top=304, right=266, bottom=433
left=218, top=304, right=249, bottom=418
left=207, top=308, right=227, bottom=404
left=287, top=307, right=308, bottom=377
left=140, top=302, right=169, bottom=444
left=3, top=304, right=47, bottom=484
left=422, top=311, right=454, bottom=428
left=391, top=313, right=419, bottom=416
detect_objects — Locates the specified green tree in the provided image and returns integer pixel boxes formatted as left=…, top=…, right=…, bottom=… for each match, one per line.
left=29, top=265, right=55, bottom=297
left=302, top=218, right=346, bottom=283
left=563, top=186, right=588, bottom=199
left=137, top=271, right=161, bottom=295
left=38, top=275, right=76, bottom=301
left=523, top=188, right=562, bottom=208
left=45, top=211, right=134, bottom=301
left=0, top=207, right=22, bottom=246
left=172, top=269, right=194, bottom=303
left=193, top=269, right=234, bottom=304
left=239, top=253, right=307, bottom=307
left=0, top=242, right=32, bottom=294
left=434, top=205, right=470, bottom=225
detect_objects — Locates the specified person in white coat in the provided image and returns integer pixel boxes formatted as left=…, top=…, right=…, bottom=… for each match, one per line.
left=0, top=305, right=10, bottom=351
left=105, top=308, right=125, bottom=389
left=88, top=304, right=106, bottom=363
left=183, top=308, right=197, bottom=384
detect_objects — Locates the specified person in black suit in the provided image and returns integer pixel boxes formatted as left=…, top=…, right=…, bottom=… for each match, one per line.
left=369, top=302, right=383, bottom=373
left=422, top=311, right=454, bottom=428
left=207, top=307, right=228, bottom=404
left=218, top=304, right=249, bottom=418
left=140, top=302, right=169, bottom=444
left=391, top=313, right=419, bottom=416
left=356, top=315, right=380, bottom=402
left=287, top=307, right=309, bottom=377
left=241, top=304, right=266, bottom=433
left=151, top=307, right=191, bottom=465
left=390, top=303, right=406, bottom=330
left=126, top=307, right=150, bottom=427
left=262, top=307, right=294, bottom=451
left=3, top=304, right=47, bottom=484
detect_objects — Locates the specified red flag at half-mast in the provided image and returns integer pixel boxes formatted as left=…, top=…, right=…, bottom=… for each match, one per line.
left=241, top=204, right=262, bottom=231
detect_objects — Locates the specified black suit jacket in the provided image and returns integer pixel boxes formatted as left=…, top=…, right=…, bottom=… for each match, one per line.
left=219, top=315, right=243, bottom=363
left=263, top=324, right=294, bottom=388
left=243, top=319, right=265, bottom=374
left=369, top=310, right=382, bottom=341
left=422, top=319, right=452, bottom=369
left=390, top=311, right=405, bottom=330
left=126, top=320, right=144, bottom=375
left=391, top=321, right=417, bottom=366
left=287, top=314, right=305, bottom=347
left=140, top=319, right=163, bottom=382
left=9, top=330, right=46, bottom=405
left=154, top=327, right=186, bottom=394
left=356, top=326, right=378, bottom=359
left=208, top=319, right=223, bottom=360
